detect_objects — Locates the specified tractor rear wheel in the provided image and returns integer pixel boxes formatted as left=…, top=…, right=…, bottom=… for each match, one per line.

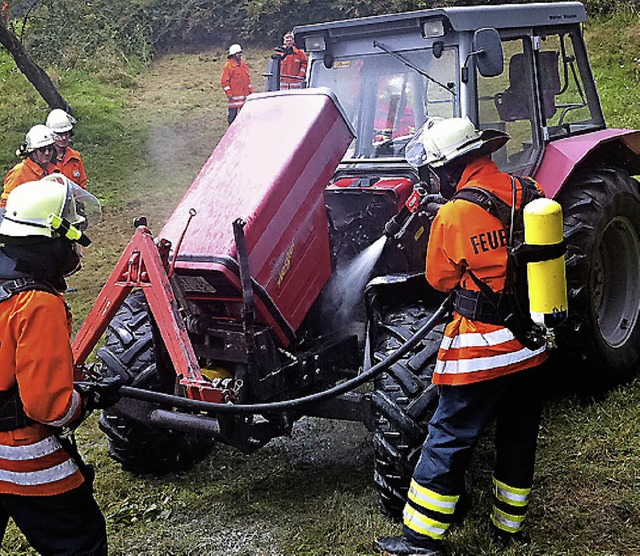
left=369, top=305, right=442, bottom=520
left=558, top=167, right=640, bottom=386
left=97, top=290, right=212, bottom=474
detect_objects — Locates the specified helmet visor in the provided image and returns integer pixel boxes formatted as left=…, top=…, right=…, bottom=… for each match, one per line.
left=405, top=117, right=445, bottom=168
left=42, top=175, right=101, bottom=245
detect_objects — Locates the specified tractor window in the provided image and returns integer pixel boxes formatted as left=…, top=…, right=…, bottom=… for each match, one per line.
left=538, top=33, right=599, bottom=138
left=310, top=48, right=457, bottom=159
left=477, top=39, right=538, bottom=173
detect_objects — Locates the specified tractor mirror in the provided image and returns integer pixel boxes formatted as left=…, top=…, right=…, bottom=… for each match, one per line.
left=473, top=28, right=503, bottom=77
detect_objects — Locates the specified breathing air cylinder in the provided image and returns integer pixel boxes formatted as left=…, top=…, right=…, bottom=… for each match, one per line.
left=523, top=198, right=568, bottom=330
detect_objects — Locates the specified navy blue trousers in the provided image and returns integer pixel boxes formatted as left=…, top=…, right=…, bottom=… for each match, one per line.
left=404, top=366, right=543, bottom=542
left=0, top=481, right=107, bottom=555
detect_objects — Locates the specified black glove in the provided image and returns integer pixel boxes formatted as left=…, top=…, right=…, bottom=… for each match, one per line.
left=75, top=376, right=124, bottom=412
left=421, top=193, right=447, bottom=220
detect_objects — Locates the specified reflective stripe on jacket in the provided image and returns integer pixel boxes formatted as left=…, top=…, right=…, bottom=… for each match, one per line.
left=281, top=47, right=307, bottom=89
left=55, top=147, right=87, bottom=190
left=426, top=157, right=548, bottom=385
left=221, top=58, right=253, bottom=109
left=0, top=290, right=84, bottom=495
left=2, top=158, right=58, bottom=207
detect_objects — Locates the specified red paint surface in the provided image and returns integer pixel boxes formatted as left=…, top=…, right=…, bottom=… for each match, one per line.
left=159, top=90, right=354, bottom=343
left=535, top=129, right=640, bottom=198
left=329, top=177, right=414, bottom=210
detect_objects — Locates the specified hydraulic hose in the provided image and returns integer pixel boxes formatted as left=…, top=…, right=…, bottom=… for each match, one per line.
left=106, top=295, right=450, bottom=415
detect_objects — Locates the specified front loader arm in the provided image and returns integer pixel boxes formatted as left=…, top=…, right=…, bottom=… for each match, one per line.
left=72, top=224, right=217, bottom=400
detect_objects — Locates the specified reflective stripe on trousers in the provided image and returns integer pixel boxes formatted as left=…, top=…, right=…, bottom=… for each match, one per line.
left=491, top=476, right=531, bottom=533
left=403, top=367, right=543, bottom=545
left=403, top=479, right=459, bottom=540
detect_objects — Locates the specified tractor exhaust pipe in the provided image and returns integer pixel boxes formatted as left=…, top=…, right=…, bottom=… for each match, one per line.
left=148, top=409, right=221, bottom=436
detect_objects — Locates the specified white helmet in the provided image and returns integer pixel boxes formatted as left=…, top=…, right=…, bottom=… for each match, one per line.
left=17, top=125, right=56, bottom=156
left=0, top=175, right=101, bottom=246
left=46, top=109, right=77, bottom=133
left=228, top=43, right=242, bottom=57
left=405, top=117, right=509, bottom=168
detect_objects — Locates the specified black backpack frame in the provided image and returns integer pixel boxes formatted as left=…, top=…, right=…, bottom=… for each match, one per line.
left=451, top=176, right=547, bottom=350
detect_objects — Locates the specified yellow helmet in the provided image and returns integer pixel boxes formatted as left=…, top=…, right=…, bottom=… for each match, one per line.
left=0, top=175, right=100, bottom=246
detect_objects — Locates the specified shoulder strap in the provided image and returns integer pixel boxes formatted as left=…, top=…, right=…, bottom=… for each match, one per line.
left=0, top=277, right=59, bottom=303
left=453, top=176, right=543, bottom=239
left=452, top=186, right=513, bottom=231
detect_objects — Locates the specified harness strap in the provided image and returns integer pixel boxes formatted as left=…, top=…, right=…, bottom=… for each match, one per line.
left=0, top=277, right=59, bottom=302
left=452, top=288, right=502, bottom=324
left=449, top=177, right=547, bottom=350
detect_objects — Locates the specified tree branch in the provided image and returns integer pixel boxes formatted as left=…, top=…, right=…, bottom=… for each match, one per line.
left=0, top=18, right=70, bottom=111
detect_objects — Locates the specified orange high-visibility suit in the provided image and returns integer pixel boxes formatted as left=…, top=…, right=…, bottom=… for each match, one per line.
left=2, top=158, right=58, bottom=208
left=280, top=47, right=307, bottom=90
left=221, top=58, right=254, bottom=110
left=426, top=156, right=548, bottom=384
left=55, top=147, right=87, bottom=190
left=0, top=290, right=84, bottom=496
left=402, top=156, right=548, bottom=549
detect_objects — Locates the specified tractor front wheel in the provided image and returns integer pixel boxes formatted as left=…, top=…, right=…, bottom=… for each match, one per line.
left=97, top=290, right=212, bottom=474
left=368, top=304, right=442, bottom=520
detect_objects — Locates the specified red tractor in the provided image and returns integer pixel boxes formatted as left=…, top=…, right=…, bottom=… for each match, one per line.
left=74, top=2, right=640, bottom=518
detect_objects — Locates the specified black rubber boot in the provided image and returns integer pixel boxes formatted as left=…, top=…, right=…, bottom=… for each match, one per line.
left=374, top=536, right=443, bottom=555
left=491, top=525, right=528, bottom=548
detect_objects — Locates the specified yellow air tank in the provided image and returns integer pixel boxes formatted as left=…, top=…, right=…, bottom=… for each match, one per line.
left=523, top=198, right=568, bottom=329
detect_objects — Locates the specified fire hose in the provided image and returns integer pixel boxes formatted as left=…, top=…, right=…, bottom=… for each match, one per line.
left=76, top=294, right=450, bottom=415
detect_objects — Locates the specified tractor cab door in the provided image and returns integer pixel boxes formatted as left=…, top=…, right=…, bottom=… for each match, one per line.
left=476, top=29, right=605, bottom=176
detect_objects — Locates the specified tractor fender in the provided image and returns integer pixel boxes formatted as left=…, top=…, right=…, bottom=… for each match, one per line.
left=535, top=129, right=640, bottom=199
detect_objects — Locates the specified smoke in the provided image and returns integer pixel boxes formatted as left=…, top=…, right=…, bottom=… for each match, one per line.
left=321, top=236, right=387, bottom=338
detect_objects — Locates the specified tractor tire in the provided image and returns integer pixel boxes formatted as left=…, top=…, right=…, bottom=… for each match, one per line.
left=369, top=305, right=443, bottom=520
left=558, top=167, right=640, bottom=386
left=97, top=290, right=212, bottom=474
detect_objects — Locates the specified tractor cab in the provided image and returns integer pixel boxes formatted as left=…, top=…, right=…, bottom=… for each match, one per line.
left=290, top=2, right=605, bottom=182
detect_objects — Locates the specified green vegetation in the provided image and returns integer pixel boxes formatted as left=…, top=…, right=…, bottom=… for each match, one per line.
left=0, top=7, right=639, bottom=556
left=586, top=11, right=640, bottom=129
left=8, top=0, right=638, bottom=64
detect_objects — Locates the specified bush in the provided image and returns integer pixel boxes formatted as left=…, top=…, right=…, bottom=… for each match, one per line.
left=11, top=0, right=152, bottom=72
left=4, top=0, right=639, bottom=74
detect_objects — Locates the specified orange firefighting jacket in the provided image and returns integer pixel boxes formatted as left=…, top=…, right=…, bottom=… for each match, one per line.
left=221, top=58, right=254, bottom=109
left=55, top=147, right=87, bottom=190
left=281, top=47, right=307, bottom=89
left=0, top=289, right=84, bottom=495
left=426, top=157, right=548, bottom=385
left=2, top=157, right=58, bottom=208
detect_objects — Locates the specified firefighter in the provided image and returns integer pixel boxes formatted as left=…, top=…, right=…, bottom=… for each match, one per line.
left=279, top=31, right=307, bottom=90
left=2, top=125, right=58, bottom=209
left=221, top=43, right=254, bottom=125
left=46, top=108, right=88, bottom=190
left=376, top=117, right=549, bottom=555
left=0, top=175, right=113, bottom=554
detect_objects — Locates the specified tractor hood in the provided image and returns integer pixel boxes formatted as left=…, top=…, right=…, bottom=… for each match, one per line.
left=159, top=88, right=355, bottom=345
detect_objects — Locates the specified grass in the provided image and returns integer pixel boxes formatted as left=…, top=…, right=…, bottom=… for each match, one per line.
left=1, top=15, right=640, bottom=555
left=586, top=11, right=640, bottom=129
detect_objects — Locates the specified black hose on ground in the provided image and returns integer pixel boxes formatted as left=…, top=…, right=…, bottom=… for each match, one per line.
left=86, top=295, right=450, bottom=415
